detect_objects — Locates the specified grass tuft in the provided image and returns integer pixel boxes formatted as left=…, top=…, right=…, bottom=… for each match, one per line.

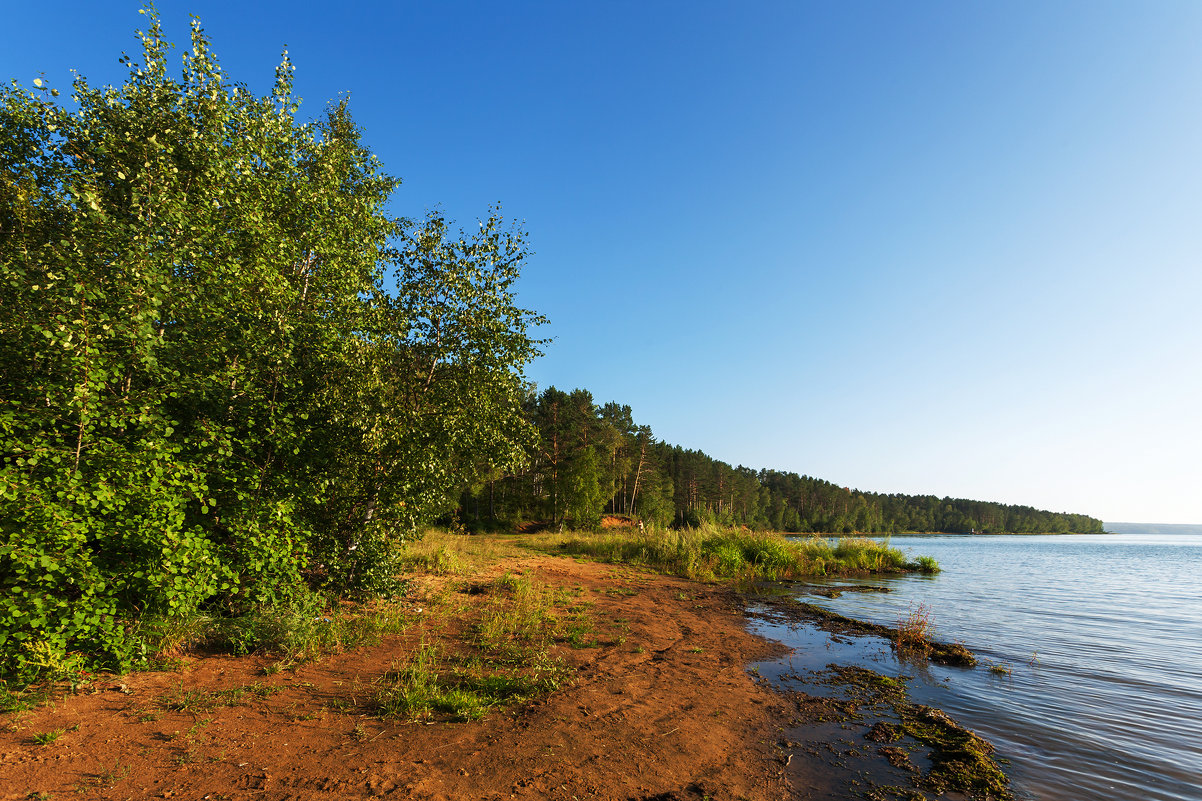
left=132, top=593, right=415, bottom=676
left=374, top=643, right=465, bottom=721
left=907, top=555, right=942, bottom=574
left=30, top=728, right=64, bottom=746
left=373, top=570, right=575, bottom=722
left=894, top=603, right=934, bottom=657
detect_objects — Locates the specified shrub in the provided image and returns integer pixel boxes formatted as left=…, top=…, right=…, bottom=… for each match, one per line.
left=0, top=9, right=541, bottom=685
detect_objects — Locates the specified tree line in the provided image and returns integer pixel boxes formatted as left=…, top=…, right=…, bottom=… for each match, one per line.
left=457, top=386, right=1105, bottom=536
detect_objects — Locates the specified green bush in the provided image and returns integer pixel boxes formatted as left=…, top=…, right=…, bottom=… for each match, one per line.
left=0, top=10, right=542, bottom=685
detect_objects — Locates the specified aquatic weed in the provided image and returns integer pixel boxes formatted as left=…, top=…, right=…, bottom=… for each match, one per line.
left=895, top=603, right=934, bottom=657
left=907, top=555, right=941, bottom=574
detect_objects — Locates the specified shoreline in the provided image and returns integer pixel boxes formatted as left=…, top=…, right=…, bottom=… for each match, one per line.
left=744, top=588, right=1013, bottom=801
left=0, top=536, right=1007, bottom=800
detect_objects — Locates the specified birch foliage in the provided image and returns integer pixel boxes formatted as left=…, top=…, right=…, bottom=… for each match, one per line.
left=0, top=12, right=542, bottom=681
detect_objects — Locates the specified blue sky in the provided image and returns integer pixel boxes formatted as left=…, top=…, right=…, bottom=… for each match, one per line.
left=5, top=2, right=1201, bottom=523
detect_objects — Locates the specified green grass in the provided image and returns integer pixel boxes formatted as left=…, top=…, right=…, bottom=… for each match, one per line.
left=30, top=728, right=64, bottom=746
left=133, top=592, right=414, bottom=676
left=374, top=643, right=556, bottom=722
left=396, top=528, right=527, bottom=575
left=562, top=620, right=598, bottom=649
left=907, top=554, right=942, bottom=574
left=396, top=542, right=471, bottom=575
left=374, top=643, right=464, bottom=720
left=0, top=682, right=52, bottom=715
left=473, top=572, right=562, bottom=656
left=73, top=759, right=130, bottom=792
left=530, top=524, right=927, bottom=582
left=159, top=682, right=280, bottom=713
left=374, top=572, right=575, bottom=722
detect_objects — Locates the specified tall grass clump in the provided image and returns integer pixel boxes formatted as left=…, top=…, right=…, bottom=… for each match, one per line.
left=396, top=531, right=471, bottom=575
left=396, top=528, right=524, bottom=576
left=830, top=536, right=910, bottom=573
left=474, top=572, right=561, bottom=656
left=908, top=555, right=942, bottom=574
left=895, top=603, right=935, bottom=657
left=374, top=642, right=484, bottom=721
left=549, top=524, right=922, bottom=582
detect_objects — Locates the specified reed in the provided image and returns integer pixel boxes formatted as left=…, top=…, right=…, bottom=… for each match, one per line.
left=908, top=555, right=942, bottom=574
left=544, top=524, right=922, bottom=582
left=895, top=603, right=934, bottom=657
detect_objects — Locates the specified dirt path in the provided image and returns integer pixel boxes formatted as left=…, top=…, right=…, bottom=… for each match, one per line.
left=0, top=554, right=830, bottom=801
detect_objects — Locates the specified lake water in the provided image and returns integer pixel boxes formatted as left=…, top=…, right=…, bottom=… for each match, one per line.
left=752, top=534, right=1202, bottom=801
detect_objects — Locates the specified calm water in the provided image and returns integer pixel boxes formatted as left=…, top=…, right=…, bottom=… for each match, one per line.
left=753, top=534, right=1202, bottom=801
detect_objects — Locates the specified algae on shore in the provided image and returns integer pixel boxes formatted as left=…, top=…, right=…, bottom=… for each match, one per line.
left=815, top=663, right=1014, bottom=801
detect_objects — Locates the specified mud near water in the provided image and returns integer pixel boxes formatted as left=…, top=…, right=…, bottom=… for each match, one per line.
left=792, top=534, right=1202, bottom=801
left=744, top=591, right=1010, bottom=801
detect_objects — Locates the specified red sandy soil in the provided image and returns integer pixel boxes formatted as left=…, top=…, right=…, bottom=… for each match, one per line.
left=0, top=554, right=851, bottom=801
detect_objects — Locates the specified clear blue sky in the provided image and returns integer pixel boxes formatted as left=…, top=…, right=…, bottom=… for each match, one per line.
left=5, top=2, right=1201, bottom=524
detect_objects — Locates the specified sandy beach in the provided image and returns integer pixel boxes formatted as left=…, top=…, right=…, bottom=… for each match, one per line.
left=0, top=538, right=997, bottom=800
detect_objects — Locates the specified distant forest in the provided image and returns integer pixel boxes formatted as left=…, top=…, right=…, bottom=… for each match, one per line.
left=458, top=387, right=1105, bottom=535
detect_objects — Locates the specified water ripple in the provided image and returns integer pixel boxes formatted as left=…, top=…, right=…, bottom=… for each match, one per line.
left=777, top=533, right=1202, bottom=801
